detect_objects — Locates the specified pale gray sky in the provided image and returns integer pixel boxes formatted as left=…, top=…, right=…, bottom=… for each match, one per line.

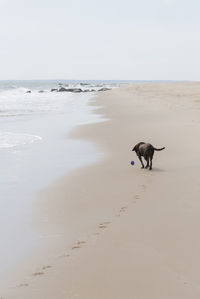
left=0, top=0, right=200, bottom=80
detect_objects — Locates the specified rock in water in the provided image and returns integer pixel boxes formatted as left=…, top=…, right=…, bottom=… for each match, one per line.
left=58, top=87, right=83, bottom=93
left=98, top=88, right=111, bottom=92
left=58, top=87, right=68, bottom=92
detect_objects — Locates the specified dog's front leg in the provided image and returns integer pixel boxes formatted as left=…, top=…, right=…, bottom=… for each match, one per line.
left=138, top=155, right=144, bottom=168
left=145, top=158, right=149, bottom=169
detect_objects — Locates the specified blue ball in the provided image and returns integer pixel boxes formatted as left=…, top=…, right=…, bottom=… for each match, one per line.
left=131, top=161, right=135, bottom=165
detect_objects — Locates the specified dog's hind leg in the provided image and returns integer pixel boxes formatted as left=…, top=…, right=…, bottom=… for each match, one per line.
left=149, top=151, right=154, bottom=170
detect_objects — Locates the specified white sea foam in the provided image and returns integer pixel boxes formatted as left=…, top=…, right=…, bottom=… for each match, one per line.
left=0, top=88, right=74, bottom=117
left=0, top=132, right=42, bottom=148
left=0, top=81, right=117, bottom=117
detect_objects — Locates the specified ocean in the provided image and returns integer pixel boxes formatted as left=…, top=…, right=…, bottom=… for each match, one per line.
left=0, top=80, right=119, bottom=278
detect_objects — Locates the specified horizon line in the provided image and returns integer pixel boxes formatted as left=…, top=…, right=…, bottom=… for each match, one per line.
left=0, top=79, right=196, bottom=82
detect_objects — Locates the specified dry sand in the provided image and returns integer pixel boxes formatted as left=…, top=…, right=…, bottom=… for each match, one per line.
left=1, top=82, right=200, bottom=298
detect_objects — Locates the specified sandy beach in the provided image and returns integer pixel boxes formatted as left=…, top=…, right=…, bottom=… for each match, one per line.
left=2, top=82, right=200, bottom=298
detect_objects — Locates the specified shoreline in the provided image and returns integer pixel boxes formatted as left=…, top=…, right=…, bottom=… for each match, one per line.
left=2, top=82, right=200, bottom=298
left=0, top=91, right=104, bottom=282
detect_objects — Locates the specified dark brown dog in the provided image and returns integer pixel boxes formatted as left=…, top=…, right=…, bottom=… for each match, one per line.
left=132, top=142, right=165, bottom=170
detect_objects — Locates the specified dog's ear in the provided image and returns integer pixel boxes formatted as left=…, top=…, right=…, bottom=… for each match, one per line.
left=132, top=146, right=136, bottom=151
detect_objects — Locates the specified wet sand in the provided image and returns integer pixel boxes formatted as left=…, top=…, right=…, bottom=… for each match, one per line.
left=2, top=82, right=200, bottom=298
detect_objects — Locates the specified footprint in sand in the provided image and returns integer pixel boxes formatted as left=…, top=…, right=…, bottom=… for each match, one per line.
left=72, top=245, right=81, bottom=250
left=42, top=265, right=52, bottom=270
left=116, top=206, right=127, bottom=217
left=77, top=241, right=86, bottom=245
left=120, top=206, right=127, bottom=212
left=32, top=265, right=51, bottom=276
left=132, top=194, right=140, bottom=203
left=99, top=224, right=107, bottom=229
left=99, top=221, right=110, bottom=229
left=33, top=271, right=44, bottom=276
left=72, top=240, right=86, bottom=250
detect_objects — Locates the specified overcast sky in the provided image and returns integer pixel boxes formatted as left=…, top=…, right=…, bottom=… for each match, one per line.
left=0, top=0, right=200, bottom=80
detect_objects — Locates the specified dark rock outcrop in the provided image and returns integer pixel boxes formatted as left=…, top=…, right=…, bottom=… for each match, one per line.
left=73, top=88, right=82, bottom=93
left=51, top=88, right=58, bottom=92
left=58, top=87, right=83, bottom=93
left=98, top=88, right=111, bottom=92
left=26, top=90, right=31, bottom=93
left=83, top=89, right=97, bottom=92
left=58, top=87, right=68, bottom=92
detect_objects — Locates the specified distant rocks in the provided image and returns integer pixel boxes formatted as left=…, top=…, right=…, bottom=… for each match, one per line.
left=58, top=87, right=82, bottom=93
left=26, top=90, right=46, bottom=93
left=72, top=88, right=82, bottom=93
left=57, top=87, right=107, bottom=93
left=98, top=88, right=111, bottom=92
left=24, top=84, right=112, bottom=95
left=58, top=87, right=68, bottom=92
left=48, top=87, right=96, bottom=93
left=70, top=88, right=82, bottom=93
left=83, top=89, right=94, bottom=92
left=83, top=89, right=95, bottom=92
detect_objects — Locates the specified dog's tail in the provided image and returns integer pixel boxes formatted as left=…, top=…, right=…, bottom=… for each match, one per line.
left=153, top=146, right=165, bottom=151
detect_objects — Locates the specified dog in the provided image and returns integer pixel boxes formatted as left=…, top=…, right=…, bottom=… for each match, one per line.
left=132, top=142, right=165, bottom=170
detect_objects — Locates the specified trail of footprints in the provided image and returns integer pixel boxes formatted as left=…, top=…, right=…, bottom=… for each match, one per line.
left=13, top=189, right=144, bottom=291
left=15, top=266, right=52, bottom=289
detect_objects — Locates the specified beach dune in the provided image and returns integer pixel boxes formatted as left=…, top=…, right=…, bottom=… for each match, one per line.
left=2, top=82, right=200, bottom=298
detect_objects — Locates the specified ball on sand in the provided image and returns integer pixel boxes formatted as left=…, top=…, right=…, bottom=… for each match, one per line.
left=131, top=161, right=135, bottom=165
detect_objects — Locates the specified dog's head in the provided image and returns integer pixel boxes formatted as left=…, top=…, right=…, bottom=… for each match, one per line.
left=132, top=142, right=145, bottom=153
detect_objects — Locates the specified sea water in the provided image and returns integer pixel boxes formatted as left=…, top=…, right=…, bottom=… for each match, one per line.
left=0, top=80, right=117, bottom=278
